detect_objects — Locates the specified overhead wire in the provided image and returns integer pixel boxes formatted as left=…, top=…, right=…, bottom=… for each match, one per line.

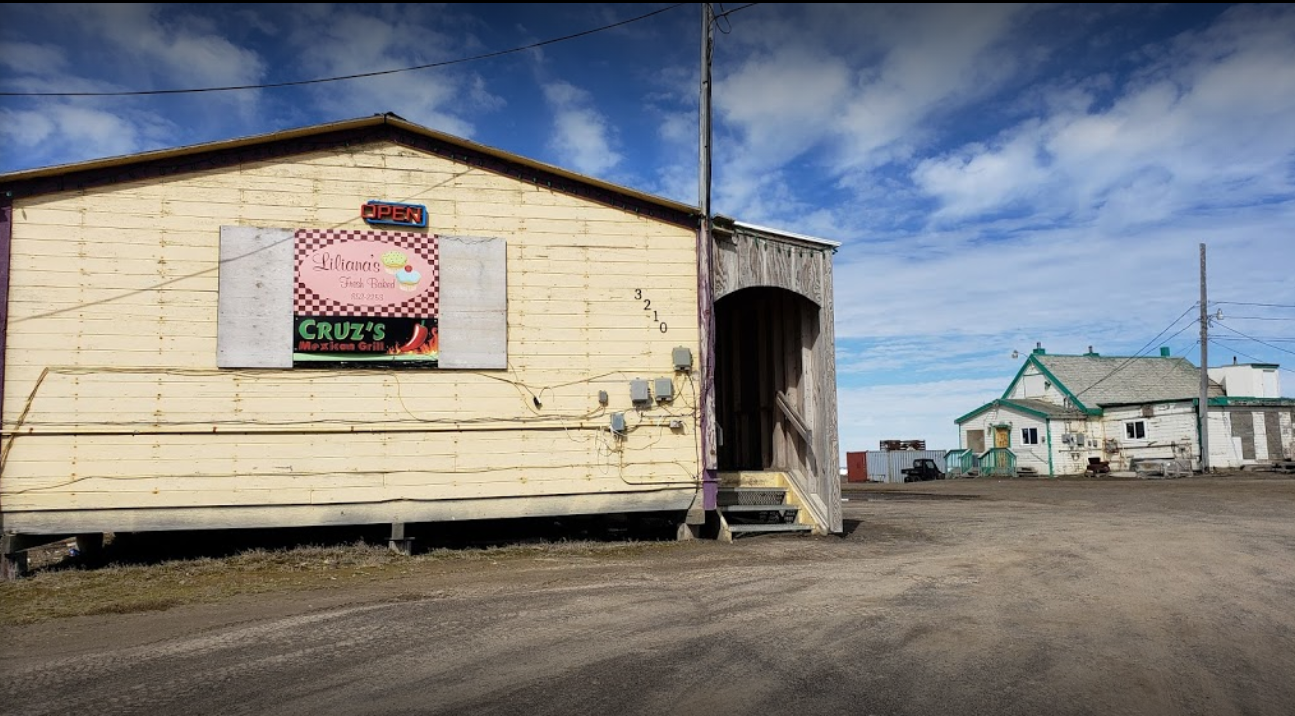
left=714, top=3, right=760, bottom=33
left=0, top=4, right=690, bottom=98
left=1071, top=303, right=1200, bottom=401
left=1212, top=322, right=1295, bottom=357
left=1212, top=301, right=1295, bottom=309
left=1207, top=339, right=1268, bottom=365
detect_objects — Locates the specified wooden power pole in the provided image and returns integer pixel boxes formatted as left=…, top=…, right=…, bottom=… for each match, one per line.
left=1199, top=243, right=1210, bottom=473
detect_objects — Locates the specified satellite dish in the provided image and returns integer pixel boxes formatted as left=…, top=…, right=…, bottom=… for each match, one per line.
left=1011, top=350, right=1019, bottom=359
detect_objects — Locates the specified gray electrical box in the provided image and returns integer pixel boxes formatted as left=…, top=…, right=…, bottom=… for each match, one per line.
left=672, top=346, right=693, bottom=371
left=610, top=412, right=626, bottom=434
left=597, top=390, right=609, bottom=405
left=630, top=379, right=651, bottom=405
left=654, top=377, right=674, bottom=402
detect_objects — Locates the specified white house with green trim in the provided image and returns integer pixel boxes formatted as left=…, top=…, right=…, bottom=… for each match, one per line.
left=955, top=347, right=1295, bottom=476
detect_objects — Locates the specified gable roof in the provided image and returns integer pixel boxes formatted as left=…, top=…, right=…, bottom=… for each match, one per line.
left=955, top=397, right=1088, bottom=425
left=0, top=112, right=699, bottom=227
left=1013, top=353, right=1223, bottom=410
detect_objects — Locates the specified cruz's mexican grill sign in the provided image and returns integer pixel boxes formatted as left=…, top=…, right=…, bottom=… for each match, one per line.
left=293, top=228, right=439, bottom=366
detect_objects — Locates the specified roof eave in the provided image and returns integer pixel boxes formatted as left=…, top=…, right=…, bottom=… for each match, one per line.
left=0, top=112, right=700, bottom=220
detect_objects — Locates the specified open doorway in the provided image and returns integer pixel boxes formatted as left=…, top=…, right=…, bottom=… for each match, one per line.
left=715, top=286, right=818, bottom=475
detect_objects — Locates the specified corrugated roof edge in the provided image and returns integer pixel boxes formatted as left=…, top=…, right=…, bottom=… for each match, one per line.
left=727, top=219, right=842, bottom=248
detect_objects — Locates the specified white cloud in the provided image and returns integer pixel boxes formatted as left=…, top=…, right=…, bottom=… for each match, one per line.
left=910, top=4, right=1295, bottom=228
left=542, top=81, right=622, bottom=177
left=0, top=42, right=69, bottom=75
left=838, top=377, right=1008, bottom=452
left=0, top=106, right=170, bottom=167
left=281, top=4, right=499, bottom=140
left=58, top=4, right=267, bottom=90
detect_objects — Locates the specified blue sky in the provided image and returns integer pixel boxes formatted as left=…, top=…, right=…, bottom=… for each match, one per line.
left=2, top=3, right=1294, bottom=454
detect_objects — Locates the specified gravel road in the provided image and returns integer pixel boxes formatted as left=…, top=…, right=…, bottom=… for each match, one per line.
left=3, top=474, right=1294, bottom=716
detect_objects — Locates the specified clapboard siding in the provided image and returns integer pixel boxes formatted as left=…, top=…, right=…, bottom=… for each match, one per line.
left=2, top=143, right=702, bottom=529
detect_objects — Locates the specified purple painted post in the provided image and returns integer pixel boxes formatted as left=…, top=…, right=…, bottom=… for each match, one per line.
left=0, top=196, right=10, bottom=441
left=698, top=222, right=718, bottom=511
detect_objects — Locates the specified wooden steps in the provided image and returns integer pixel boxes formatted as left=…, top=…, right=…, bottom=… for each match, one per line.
left=716, top=484, right=813, bottom=540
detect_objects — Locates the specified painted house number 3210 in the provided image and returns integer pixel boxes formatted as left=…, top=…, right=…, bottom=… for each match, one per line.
left=634, top=289, right=668, bottom=333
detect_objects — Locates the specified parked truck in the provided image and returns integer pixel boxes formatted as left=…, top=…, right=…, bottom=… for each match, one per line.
left=902, top=459, right=945, bottom=483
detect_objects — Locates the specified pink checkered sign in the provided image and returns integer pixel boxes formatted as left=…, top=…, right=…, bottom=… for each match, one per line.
left=294, top=228, right=439, bottom=318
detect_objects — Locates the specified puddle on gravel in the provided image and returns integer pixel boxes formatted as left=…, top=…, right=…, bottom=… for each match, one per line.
left=848, top=492, right=983, bottom=502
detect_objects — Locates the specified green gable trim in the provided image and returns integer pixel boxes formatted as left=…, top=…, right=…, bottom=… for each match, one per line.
left=998, top=400, right=1057, bottom=421
left=956, top=398, right=1074, bottom=424
left=1030, top=357, right=1099, bottom=414
left=1000, top=355, right=1099, bottom=414
left=1202, top=396, right=1295, bottom=407
left=1000, top=360, right=1033, bottom=400
left=955, top=402, right=996, bottom=425
left=1100, top=399, right=1196, bottom=410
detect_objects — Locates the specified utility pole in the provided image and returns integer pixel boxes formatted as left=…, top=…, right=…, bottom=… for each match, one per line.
left=697, top=3, right=718, bottom=509
left=1199, top=243, right=1210, bottom=473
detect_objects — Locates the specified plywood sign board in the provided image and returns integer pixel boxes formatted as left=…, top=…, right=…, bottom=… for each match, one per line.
left=217, top=227, right=506, bottom=370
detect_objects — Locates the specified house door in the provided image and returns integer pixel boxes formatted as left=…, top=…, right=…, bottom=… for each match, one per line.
left=993, top=426, right=1011, bottom=449
left=966, top=430, right=985, bottom=453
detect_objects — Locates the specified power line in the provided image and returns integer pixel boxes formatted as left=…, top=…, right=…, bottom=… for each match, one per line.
left=1209, top=340, right=1295, bottom=385
left=1213, top=322, right=1295, bottom=357
left=1208, top=339, right=1275, bottom=366
left=1213, top=301, right=1295, bottom=309
left=716, top=4, right=761, bottom=20
left=0, top=5, right=689, bottom=98
left=710, top=4, right=760, bottom=36
left=1072, top=303, right=1199, bottom=400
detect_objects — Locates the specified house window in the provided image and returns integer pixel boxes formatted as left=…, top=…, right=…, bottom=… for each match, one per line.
left=1021, top=427, right=1039, bottom=445
left=1125, top=421, right=1147, bottom=439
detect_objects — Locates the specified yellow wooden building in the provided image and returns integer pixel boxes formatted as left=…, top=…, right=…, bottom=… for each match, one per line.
left=0, top=114, right=840, bottom=576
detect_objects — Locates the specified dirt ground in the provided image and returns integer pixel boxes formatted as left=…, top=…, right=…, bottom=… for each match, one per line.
left=3, top=472, right=1294, bottom=716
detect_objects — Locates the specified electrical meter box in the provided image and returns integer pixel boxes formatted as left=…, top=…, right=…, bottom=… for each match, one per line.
left=672, top=346, right=693, bottom=371
left=630, top=379, right=651, bottom=405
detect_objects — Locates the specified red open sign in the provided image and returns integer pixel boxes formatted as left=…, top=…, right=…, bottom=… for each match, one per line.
left=361, top=201, right=428, bottom=228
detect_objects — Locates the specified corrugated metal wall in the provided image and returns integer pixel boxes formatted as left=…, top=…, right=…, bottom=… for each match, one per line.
left=863, top=450, right=948, bottom=483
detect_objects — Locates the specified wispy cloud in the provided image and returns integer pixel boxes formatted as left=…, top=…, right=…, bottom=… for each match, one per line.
left=2, top=3, right=1292, bottom=455
left=542, top=80, right=623, bottom=177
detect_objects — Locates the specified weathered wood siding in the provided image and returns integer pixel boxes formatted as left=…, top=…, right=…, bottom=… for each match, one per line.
left=712, top=230, right=840, bottom=532
left=1, top=143, right=702, bottom=532
left=714, top=233, right=827, bottom=307
left=1207, top=408, right=1295, bottom=467
left=1098, top=403, right=1198, bottom=470
left=958, top=406, right=1052, bottom=475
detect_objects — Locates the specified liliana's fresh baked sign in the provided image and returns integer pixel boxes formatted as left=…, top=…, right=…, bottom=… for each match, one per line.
left=292, top=229, right=439, bottom=366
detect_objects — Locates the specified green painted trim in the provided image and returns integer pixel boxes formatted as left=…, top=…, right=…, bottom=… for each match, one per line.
left=1045, top=419, right=1055, bottom=477
left=1000, top=359, right=1033, bottom=400
left=998, top=399, right=1065, bottom=421
left=1001, top=356, right=1099, bottom=415
left=954, top=402, right=996, bottom=425
left=959, top=397, right=1076, bottom=424
left=1206, top=396, right=1295, bottom=407
left=1103, top=398, right=1198, bottom=408
left=1029, top=357, right=1099, bottom=414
